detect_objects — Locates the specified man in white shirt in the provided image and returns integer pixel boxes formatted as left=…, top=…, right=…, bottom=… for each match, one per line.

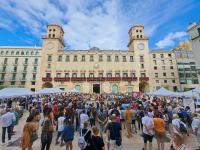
left=80, top=110, right=89, bottom=129
left=55, top=112, right=65, bottom=145
left=142, top=111, right=154, bottom=150
left=1, top=108, right=16, bottom=145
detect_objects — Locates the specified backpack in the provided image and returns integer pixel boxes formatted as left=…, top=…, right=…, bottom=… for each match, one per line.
left=179, top=121, right=187, bottom=133
left=78, top=129, right=89, bottom=149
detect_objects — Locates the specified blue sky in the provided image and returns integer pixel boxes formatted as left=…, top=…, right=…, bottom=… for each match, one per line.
left=0, top=0, right=199, bottom=50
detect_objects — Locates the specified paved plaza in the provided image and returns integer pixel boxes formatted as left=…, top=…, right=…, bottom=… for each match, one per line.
left=0, top=111, right=199, bottom=150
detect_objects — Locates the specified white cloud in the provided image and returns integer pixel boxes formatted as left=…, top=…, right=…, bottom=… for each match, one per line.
left=156, top=32, right=187, bottom=49
left=0, top=0, right=194, bottom=49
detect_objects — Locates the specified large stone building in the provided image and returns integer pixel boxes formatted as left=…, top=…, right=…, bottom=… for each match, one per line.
left=38, top=24, right=151, bottom=93
left=149, top=50, right=180, bottom=91
left=0, top=47, right=41, bottom=91
left=187, top=23, right=200, bottom=77
left=0, top=24, right=182, bottom=93
left=173, top=41, right=199, bottom=91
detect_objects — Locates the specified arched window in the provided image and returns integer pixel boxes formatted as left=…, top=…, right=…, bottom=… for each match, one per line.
left=11, top=51, right=14, bottom=55
left=0, top=51, right=4, bottom=55
left=26, top=51, right=29, bottom=55
left=35, top=51, right=39, bottom=55
left=21, top=51, right=24, bottom=55
left=31, top=51, right=34, bottom=55
left=16, top=51, right=19, bottom=55
left=6, top=51, right=9, bottom=55
left=75, top=85, right=81, bottom=92
left=112, top=84, right=118, bottom=93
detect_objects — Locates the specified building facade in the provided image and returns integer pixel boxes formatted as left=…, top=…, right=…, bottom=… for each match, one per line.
left=187, top=23, right=200, bottom=77
left=0, top=47, right=41, bottom=91
left=149, top=50, right=180, bottom=91
left=173, top=41, right=199, bottom=91
left=38, top=24, right=151, bottom=93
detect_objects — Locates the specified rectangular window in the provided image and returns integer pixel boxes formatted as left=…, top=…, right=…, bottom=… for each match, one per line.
left=131, top=73, right=136, bottom=77
left=47, top=64, right=51, bottom=69
left=162, top=60, right=165, bottom=65
left=115, top=73, right=120, bottom=77
left=162, top=66, right=166, bottom=70
left=163, top=72, right=166, bottom=76
left=58, top=55, right=62, bottom=62
left=12, top=74, right=16, bottom=80
left=122, top=56, right=126, bottom=62
left=90, top=55, right=94, bottom=62
left=155, top=73, right=158, bottom=78
left=99, top=55, right=103, bottom=62
left=4, top=58, right=8, bottom=64
left=32, top=74, right=36, bottom=80
left=107, top=55, right=111, bottom=62
left=56, top=73, right=61, bottom=77
left=141, top=64, right=144, bottom=69
left=153, top=60, right=157, bottom=65
left=99, top=73, right=103, bottom=77
left=172, top=80, right=175, bottom=83
left=154, top=66, right=157, bottom=70
left=14, top=58, right=18, bottom=64
left=89, top=73, right=94, bottom=77
left=115, top=56, right=119, bottom=62
left=1, top=74, right=5, bottom=80
left=66, top=56, right=70, bottom=62
left=169, top=60, right=173, bottom=64
left=31, top=82, right=35, bottom=85
left=47, top=55, right=52, bottom=61
left=141, top=73, right=146, bottom=77
left=11, top=81, right=15, bottom=85
left=65, top=73, right=69, bottom=77
left=164, top=80, right=167, bottom=83
left=74, top=55, right=78, bottom=62
left=81, top=55, right=85, bottom=62
left=168, top=53, right=172, bottom=58
left=123, top=73, right=128, bottom=77
left=107, top=73, right=112, bottom=77
left=170, top=66, right=174, bottom=69
left=156, top=80, right=159, bottom=83
left=81, top=73, right=85, bottom=77
left=171, top=72, right=175, bottom=77
left=130, top=56, right=134, bottom=62
left=198, top=27, right=200, bottom=36
left=152, top=54, right=156, bottom=58
left=34, top=58, right=38, bottom=64
left=72, top=73, right=77, bottom=77
left=46, top=73, right=51, bottom=78
left=160, top=54, right=164, bottom=58
left=140, top=56, right=144, bottom=62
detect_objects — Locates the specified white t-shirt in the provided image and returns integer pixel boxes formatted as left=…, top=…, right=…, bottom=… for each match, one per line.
left=142, top=116, right=154, bottom=135
left=192, top=117, right=200, bottom=131
left=57, top=116, right=65, bottom=131
left=172, top=118, right=186, bottom=134
left=80, top=113, right=89, bottom=129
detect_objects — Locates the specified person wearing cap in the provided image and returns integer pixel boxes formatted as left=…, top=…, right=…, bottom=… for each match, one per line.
left=1, top=107, right=16, bottom=145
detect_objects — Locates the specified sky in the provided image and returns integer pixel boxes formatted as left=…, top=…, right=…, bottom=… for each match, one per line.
left=0, top=0, right=199, bottom=50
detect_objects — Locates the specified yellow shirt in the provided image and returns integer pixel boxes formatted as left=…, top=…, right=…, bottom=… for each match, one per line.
left=153, top=118, right=165, bottom=133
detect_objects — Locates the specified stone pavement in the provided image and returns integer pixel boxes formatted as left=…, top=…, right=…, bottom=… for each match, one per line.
left=0, top=112, right=199, bottom=150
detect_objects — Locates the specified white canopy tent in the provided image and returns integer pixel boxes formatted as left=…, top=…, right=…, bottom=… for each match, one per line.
left=36, top=88, right=64, bottom=94
left=0, top=88, right=34, bottom=98
left=147, top=87, right=178, bottom=97
left=68, top=88, right=79, bottom=93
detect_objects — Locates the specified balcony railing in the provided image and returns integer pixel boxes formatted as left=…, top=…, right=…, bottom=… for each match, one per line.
left=54, top=77, right=70, bottom=81
left=71, top=77, right=86, bottom=81
left=42, top=77, right=52, bottom=81
left=2, top=62, right=7, bottom=65
left=139, top=77, right=149, bottom=81
left=51, top=77, right=138, bottom=82
left=23, top=62, right=28, bottom=65
left=0, top=70, right=6, bottom=73
left=33, top=62, right=38, bottom=65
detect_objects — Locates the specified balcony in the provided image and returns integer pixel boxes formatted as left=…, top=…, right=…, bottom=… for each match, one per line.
left=33, top=62, right=38, bottom=66
left=139, top=77, right=149, bottom=81
left=20, top=78, right=26, bottom=81
left=13, top=63, right=18, bottom=66
left=106, top=77, right=121, bottom=81
left=122, top=77, right=138, bottom=81
left=11, top=70, right=17, bottom=73
left=54, top=77, right=70, bottom=81
left=87, top=77, right=106, bottom=81
left=42, top=77, right=52, bottom=81
left=1, top=62, right=7, bottom=66
left=71, top=77, right=86, bottom=81
left=32, top=70, right=37, bottom=73
left=22, top=70, right=27, bottom=73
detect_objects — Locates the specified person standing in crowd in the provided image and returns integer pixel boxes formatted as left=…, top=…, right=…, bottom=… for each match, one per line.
left=171, top=133, right=191, bottom=150
left=142, top=111, right=154, bottom=150
left=41, top=108, right=54, bottom=150
left=21, top=114, right=37, bottom=150
left=124, top=106, right=133, bottom=138
left=88, top=107, right=95, bottom=127
left=107, top=114, right=122, bottom=150
left=88, top=126, right=105, bottom=150
left=80, top=121, right=91, bottom=150
left=55, top=112, right=65, bottom=146
left=62, top=119, right=74, bottom=150
left=1, top=107, right=16, bottom=145
left=80, top=110, right=89, bottom=130
left=153, top=112, right=166, bottom=150
left=97, top=107, right=108, bottom=135
left=191, top=113, right=200, bottom=146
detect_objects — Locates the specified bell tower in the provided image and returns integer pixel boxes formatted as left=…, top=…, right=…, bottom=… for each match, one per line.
left=128, top=25, right=149, bottom=51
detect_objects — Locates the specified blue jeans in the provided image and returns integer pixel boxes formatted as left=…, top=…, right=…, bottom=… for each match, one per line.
left=2, top=126, right=12, bottom=143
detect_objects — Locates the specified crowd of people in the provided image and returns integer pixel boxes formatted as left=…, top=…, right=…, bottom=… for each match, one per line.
left=1, top=92, right=200, bottom=150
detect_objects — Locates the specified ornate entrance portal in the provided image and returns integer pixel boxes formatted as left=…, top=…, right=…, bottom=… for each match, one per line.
left=93, top=84, right=100, bottom=93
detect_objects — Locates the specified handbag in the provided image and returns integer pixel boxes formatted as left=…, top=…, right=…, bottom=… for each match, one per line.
left=31, top=132, right=38, bottom=143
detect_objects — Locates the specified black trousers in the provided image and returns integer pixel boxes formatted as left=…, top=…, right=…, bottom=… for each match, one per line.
left=2, top=126, right=12, bottom=143
left=41, top=137, right=52, bottom=150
